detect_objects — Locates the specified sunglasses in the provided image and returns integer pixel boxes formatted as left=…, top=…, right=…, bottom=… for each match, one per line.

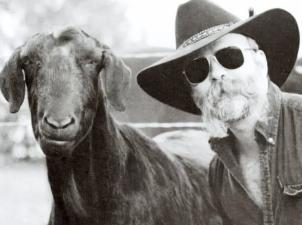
left=183, top=47, right=255, bottom=84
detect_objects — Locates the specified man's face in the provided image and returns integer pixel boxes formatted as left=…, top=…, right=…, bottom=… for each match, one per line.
left=186, top=33, right=268, bottom=136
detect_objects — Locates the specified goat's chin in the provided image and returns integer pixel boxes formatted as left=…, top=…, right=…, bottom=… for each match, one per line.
left=38, top=137, right=77, bottom=158
left=37, top=125, right=92, bottom=158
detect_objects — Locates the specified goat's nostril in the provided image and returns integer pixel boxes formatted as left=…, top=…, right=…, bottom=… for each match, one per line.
left=59, top=117, right=75, bottom=129
left=44, top=116, right=75, bottom=129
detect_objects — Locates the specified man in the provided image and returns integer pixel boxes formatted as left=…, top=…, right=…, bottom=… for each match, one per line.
left=137, top=1, right=301, bottom=224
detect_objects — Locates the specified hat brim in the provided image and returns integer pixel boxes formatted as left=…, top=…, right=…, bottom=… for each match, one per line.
left=137, top=8, right=300, bottom=115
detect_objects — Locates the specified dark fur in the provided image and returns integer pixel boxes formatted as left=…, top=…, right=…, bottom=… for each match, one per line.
left=0, top=27, right=220, bottom=225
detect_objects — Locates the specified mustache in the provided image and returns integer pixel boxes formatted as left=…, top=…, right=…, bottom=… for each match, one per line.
left=200, top=79, right=252, bottom=122
left=207, top=79, right=255, bottom=103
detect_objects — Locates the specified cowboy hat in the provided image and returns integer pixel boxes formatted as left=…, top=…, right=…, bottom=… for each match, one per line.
left=137, top=1, right=300, bottom=115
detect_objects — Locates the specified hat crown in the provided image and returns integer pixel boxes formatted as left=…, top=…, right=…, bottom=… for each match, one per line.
left=175, top=0, right=238, bottom=48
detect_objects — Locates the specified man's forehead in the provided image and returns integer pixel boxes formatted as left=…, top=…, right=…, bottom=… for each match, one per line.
left=200, top=33, right=253, bottom=54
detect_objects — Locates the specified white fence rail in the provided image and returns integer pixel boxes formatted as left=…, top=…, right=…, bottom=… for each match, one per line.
left=0, top=121, right=205, bottom=160
left=0, top=122, right=205, bottom=128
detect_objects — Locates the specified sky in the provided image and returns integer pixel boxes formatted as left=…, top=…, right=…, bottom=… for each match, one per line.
left=0, top=0, right=301, bottom=54
left=124, top=0, right=302, bottom=55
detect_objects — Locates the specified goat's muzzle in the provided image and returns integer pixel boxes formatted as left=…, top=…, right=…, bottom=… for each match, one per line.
left=39, top=110, right=80, bottom=153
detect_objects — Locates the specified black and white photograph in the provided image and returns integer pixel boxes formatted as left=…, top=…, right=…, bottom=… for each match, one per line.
left=0, top=0, right=301, bottom=224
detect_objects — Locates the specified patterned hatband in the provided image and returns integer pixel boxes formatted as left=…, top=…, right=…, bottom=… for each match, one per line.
left=180, top=22, right=234, bottom=48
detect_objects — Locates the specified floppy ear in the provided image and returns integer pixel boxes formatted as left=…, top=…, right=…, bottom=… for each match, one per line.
left=101, top=48, right=131, bottom=111
left=0, top=48, right=25, bottom=113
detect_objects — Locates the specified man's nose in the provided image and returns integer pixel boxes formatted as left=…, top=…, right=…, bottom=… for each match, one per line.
left=208, top=57, right=226, bottom=81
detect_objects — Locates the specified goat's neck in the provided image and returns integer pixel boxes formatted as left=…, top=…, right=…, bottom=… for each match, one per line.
left=47, top=102, right=126, bottom=223
left=89, top=103, right=126, bottom=199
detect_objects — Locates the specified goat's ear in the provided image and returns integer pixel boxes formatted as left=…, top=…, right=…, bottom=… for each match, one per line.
left=101, top=49, right=131, bottom=111
left=0, top=48, right=25, bottom=113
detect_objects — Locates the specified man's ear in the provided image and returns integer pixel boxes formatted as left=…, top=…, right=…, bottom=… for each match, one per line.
left=0, top=48, right=25, bottom=113
left=100, top=48, right=131, bottom=112
left=256, top=50, right=268, bottom=74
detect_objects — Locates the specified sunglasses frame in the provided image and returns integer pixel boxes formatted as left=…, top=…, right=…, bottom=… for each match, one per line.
left=183, top=46, right=257, bottom=85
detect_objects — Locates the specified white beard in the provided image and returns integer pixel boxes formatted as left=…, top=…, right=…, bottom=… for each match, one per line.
left=199, top=80, right=255, bottom=138
left=209, top=95, right=249, bottom=122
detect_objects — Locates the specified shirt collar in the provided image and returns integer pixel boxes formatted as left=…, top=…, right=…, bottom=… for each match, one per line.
left=254, top=82, right=281, bottom=143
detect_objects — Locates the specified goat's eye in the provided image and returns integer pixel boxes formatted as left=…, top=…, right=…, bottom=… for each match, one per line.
left=23, top=58, right=42, bottom=69
left=78, top=58, right=98, bottom=65
left=84, top=59, right=98, bottom=65
left=78, top=58, right=101, bottom=73
left=35, top=61, right=42, bottom=68
left=80, top=59, right=100, bottom=73
left=23, top=59, right=31, bottom=66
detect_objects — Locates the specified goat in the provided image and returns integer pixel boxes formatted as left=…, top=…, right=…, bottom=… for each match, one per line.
left=0, top=27, right=220, bottom=225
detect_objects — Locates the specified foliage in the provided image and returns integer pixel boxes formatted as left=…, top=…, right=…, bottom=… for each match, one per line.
left=0, top=0, right=132, bottom=66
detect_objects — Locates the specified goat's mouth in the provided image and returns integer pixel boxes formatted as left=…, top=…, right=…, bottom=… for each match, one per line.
left=43, top=138, right=70, bottom=146
left=39, top=124, right=78, bottom=142
left=40, top=134, right=76, bottom=146
left=38, top=130, right=78, bottom=153
left=36, top=119, right=92, bottom=158
left=38, top=136, right=77, bottom=158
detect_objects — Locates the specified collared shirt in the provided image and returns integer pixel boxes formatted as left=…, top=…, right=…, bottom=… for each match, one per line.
left=208, top=82, right=302, bottom=225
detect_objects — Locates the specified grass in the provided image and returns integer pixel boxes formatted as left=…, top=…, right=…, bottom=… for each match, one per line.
left=0, top=161, right=52, bottom=225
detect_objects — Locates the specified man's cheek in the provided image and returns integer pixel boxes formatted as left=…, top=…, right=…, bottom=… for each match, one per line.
left=191, top=85, right=208, bottom=108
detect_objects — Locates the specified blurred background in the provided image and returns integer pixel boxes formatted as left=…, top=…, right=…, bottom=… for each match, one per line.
left=0, top=0, right=301, bottom=224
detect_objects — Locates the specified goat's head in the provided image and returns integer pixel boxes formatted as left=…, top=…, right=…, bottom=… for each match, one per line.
left=0, top=27, right=131, bottom=158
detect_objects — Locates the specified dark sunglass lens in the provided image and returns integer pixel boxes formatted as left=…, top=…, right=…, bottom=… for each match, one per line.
left=216, top=47, right=244, bottom=69
left=184, top=57, right=209, bottom=83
